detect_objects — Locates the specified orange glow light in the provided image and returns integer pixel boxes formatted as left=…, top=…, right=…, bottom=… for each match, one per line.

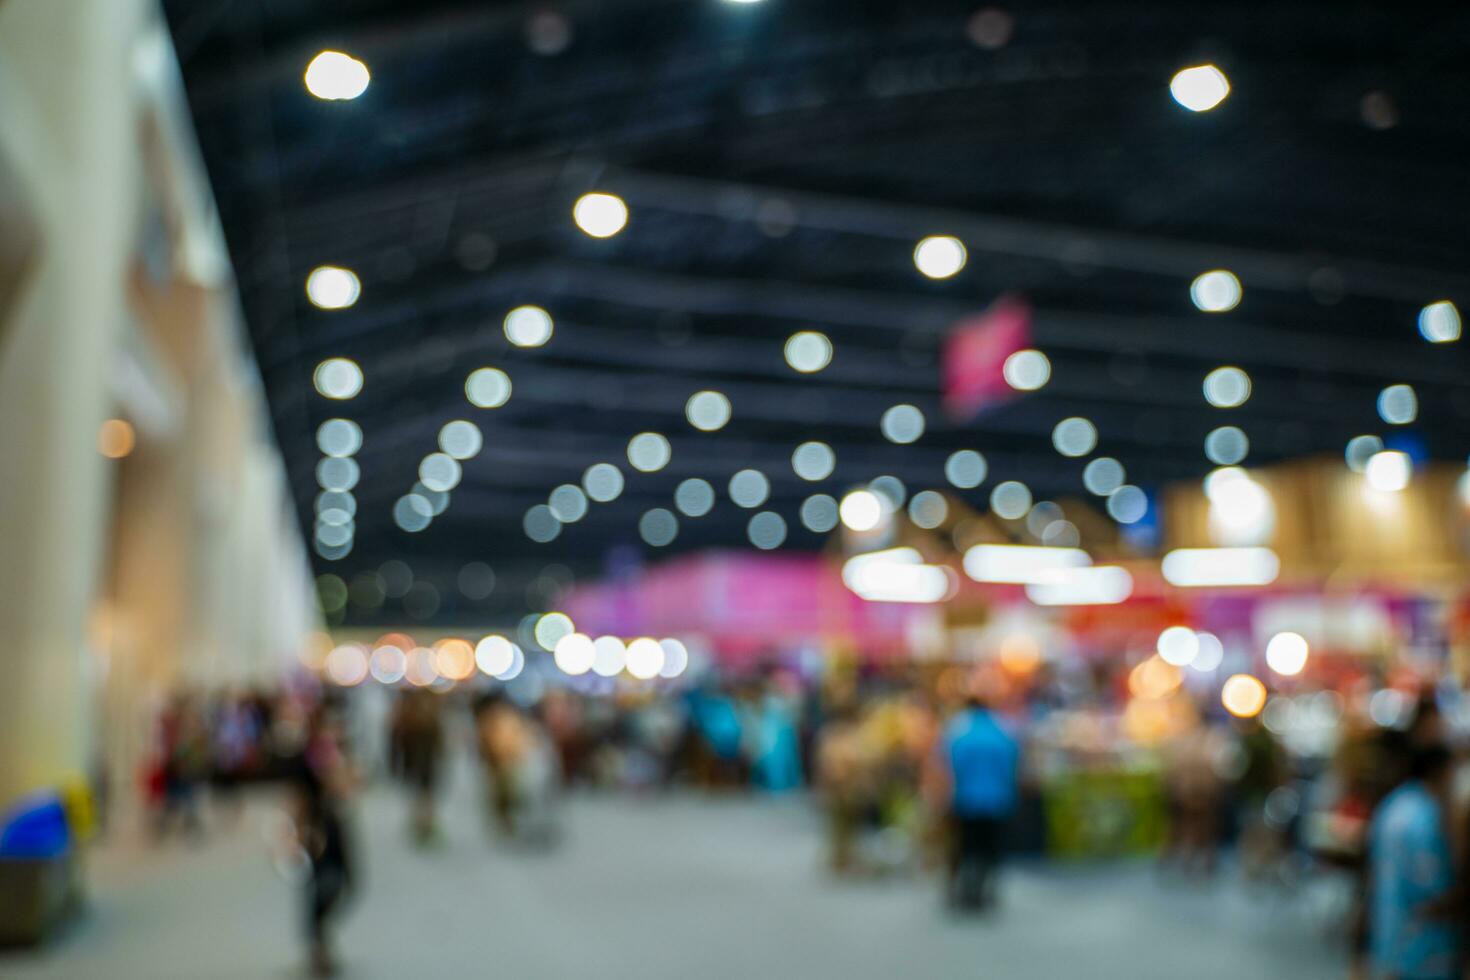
left=98, top=418, right=135, bottom=458
left=1222, top=673, right=1269, bottom=718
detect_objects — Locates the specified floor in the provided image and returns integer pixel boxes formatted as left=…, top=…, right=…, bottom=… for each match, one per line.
left=3, top=769, right=1349, bottom=980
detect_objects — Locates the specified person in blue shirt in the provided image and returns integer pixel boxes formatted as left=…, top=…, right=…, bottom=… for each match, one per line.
left=1369, top=744, right=1458, bottom=980
left=943, top=697, right=1020, bottom=910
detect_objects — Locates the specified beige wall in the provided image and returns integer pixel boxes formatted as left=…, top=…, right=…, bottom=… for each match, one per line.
left=0, top=0, right=321, bottom=811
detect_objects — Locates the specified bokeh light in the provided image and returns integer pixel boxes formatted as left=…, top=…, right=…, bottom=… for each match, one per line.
left=686, top=390, right=732, bottom=431
left=1082, top=457, right=1124, bottom=496
left=729, top=469, right=771, bottom=508
left=1170, top=64, right=1230, bottom=112
left=1051, top=417, right=1097, bottom=457
left=1203, top=366, right=1251, bottom=408
left=439, top=420, right=483, bottom=459
left=628, top=432, right=672, bottom=472
left=784, top=331, right=833, bottom=373
left=945, top=450, right=987, bottom=489
left=583, top=462, right=625, bottom=502
left=573, top=192, right=629, bottom=238
left=1190, top=270, right=1241, bottom=312
left=304, top=50, right=370, bottom=100
left=747, top=511, right=787, bottom=550
left=1002, top=349, right=1050, bottom=391
left=1377, top=384, right=1417, bottom=425
left=908, top=490, right=948, bottom=529
left=314, top=358, right=363, bottom=399
left=466, top=367, right=512, bottom=408
left=305, top=266, right=360, bottom=309
left=675, top=478, right=716, bottom=517
left=913, top=235, right=967, bottom=279
left=98, top=419, right=136, bottom=459
left=839, top=489, right=884, bottom=532
left=639, top=508, right=679, bottom=547
left=880, top=404, right=926, bottom=444
left=554, top=633, right=595, bottom=675
left=504, top=305, right=554, bottom=347
left=990, top=481, right=1032, bottom=520
left=801, top=494, right=839, bottom=533
left=1265, top=631, right=1309, bottom=676
left=1222, top=674, right=1268, bottom=718
left=792, top=442, right=836, bottom=481
left=1419, top=300, right=1461, bottom=343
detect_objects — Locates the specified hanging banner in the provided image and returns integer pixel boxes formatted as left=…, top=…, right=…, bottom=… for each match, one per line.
left=942, top=294, right=1032, bottom=420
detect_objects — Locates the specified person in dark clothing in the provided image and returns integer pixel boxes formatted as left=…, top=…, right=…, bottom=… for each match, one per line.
left=394, top=689, right=445, bottom=844
left=291, top=706, right=357, bottom=978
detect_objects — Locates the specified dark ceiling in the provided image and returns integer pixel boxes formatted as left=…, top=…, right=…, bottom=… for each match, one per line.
left=163, top=0, right=1470, bottom=625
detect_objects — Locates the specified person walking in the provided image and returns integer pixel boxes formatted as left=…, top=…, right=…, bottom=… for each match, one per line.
left=290, top=705, right=358, bottom=978
left=1368, top=744, right=1458, bottom=980
left=943, top=696, right=1020, bottom=911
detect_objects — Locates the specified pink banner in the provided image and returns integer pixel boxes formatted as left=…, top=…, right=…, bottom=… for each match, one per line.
left=942, top=295, right=1031, bottom=420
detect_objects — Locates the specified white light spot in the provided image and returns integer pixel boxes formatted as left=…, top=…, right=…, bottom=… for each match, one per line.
left=466, top=367, right=512, bottom=408
left=639, top=508, right=678, bottom=547
left=316, top=418, right=362, bottom=457
left=1365, top=450, right=1411, bottom=492
left=553, top=633, right=595, bottom=675
left=573, top=192, right=629, bottom=238
left=304, top=51, right=370, bottom=101
left=549, top=484, right=589, bottom=522
left=524, top=504, right=562, bottom=543
left=1170, top=64, right=1230, bottom=112
left=1419, top=301, right=1461, bottom=343
left=625, top=638, right=666, bottom=679
left=1266, top=631, right=1309, bottom=676
left=675, top=478, right=715, bottom=517
left=908, top=490, right=948, bottom=529
left=504, top=305, right=553, bottom=347
left=792, top=442, right=836, bottom=481
left=583, top=463, right=625, bottom=502
left=990, top=480, right=1032, bottom=520
left=1107, top=485, right=1148, bottom=524
left=1205, top=426, right=1249, bottom=465
left=534, top=613, right=575, bottom=651
left=591, top=637, right=627, bottom=677
left=1052, top=417, right=1097, bottom=457
left=1203, top=366, right=1251, bottom=407
left=316, top=456, right=360, bottom=492
left=869, top=475, right=907, bottom=509
left=1083, top=457, right=1125, bottom=496
left=945, top=450, right=988, bottom=489
left=627, top=432, right=672, bottom=472
left=747, top=511, right=787, bottom=550
left=839, top=490, right=883, bottom=532
left=475, top=636, right=516, bottom=677
left=728, top=469, right=770, bottom=508
left=913, top=235, right=967, bottom=279
left=439, top=420, right=483, bottom=459
left=686, top=391, right=732, bottom=431
left=1190, top=270, right=1242, bottom=312
left=1377, top=384, right=1417, bottom=425
left=784, top=331, right=833, bottom=373
left=419, top=452, right=462, bottom=492
left=657, top=638, right=689, bottom=678
left=1345, top=435, right=1383, bottom=473
left=801, top=494, right=839, bottom=533
left=1003, top=349, right=1050, bottom=391
left=1157, top=626, right=1200, bottom=666
left=305, top=266, right=360, bottom=310
left=880, top=404, right=926, bottom=444
left=314, top=358, right=363, bottom=399
left=393, top=494, right=432, bottom=533
left=1191, top=632, right=1225, bottom=673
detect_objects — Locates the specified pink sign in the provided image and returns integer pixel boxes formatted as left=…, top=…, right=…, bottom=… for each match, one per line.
left=942, top=295, right=1031, bottom=420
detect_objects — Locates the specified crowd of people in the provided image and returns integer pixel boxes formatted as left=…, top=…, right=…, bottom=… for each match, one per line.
left=137, top=656, right=1470, bottom=979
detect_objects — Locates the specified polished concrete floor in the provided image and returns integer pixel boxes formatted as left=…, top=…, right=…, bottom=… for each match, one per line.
left=4, top=772, right=1349, bottom=980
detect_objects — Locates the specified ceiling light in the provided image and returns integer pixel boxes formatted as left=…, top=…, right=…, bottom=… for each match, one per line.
left=1190, top=270, right=1241, bottom=312
left=784, top=331, right=833, bottom=373
left=1161, top=547, right=1279, bottom=587
left=304, top=51, right=369, bottom=101
left=1170, top=64, right=1230, bottom=112
left=913, top=235, right=967, bottom=279
left=573, top=192, right=628, bottom=238
left=504, top=305, right=553, bottom=347
left=305, top=265, right=360, bottom=309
